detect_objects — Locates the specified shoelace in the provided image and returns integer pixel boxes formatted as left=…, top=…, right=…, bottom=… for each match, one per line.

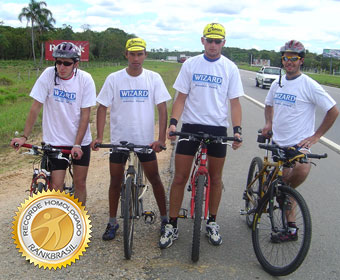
left=207, top=223, right=220, bottom=234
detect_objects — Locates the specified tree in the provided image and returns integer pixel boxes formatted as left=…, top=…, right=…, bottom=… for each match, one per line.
left=37, top=12, right=55, bottom=66
left=18, top=0, right=54, bottom=64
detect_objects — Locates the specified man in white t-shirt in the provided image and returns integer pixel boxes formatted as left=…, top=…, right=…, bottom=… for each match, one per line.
left=92, top=38, right=171, bottom=241
left=262, top=40, right=339, bottom=242
left=159, top=23, right=244, bottom=249
left=11, top=42, right=97, bottom=205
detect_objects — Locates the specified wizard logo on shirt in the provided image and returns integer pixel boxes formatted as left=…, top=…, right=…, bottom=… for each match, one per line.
left=274, top=92, right=297, bottom=107
left=120, top=89, right=149, bottom=103
left=53, top=89, right=76, bottom=104
left=192, top=74, right=222, bottom=89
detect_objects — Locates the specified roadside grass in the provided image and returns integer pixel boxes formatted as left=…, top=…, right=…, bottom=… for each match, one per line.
left=0, top=60, right=181, bottom=152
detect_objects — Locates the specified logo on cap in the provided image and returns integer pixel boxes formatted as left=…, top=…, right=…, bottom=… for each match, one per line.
left=203, top=23, right=225, bottom=39
left=126, top=38, right=146, bottom=51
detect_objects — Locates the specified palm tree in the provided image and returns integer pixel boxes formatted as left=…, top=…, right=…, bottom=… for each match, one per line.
left=37, top=11, right=55, bottom=66
left=18, top=0, right=55, bottom=64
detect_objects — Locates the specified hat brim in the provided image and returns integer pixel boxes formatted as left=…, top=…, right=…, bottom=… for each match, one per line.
left=126, top=46, right=146, bottom=51
left=205, top=34, right=225, bottom=39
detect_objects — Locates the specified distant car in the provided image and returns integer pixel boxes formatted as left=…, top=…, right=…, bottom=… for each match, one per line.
left=255, top=66, right=282, bottom=89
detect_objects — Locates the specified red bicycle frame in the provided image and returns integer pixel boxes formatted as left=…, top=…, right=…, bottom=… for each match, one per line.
left=190, top=143, right=210, bottom=219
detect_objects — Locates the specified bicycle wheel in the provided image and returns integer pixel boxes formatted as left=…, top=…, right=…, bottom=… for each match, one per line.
left=192, top=174, right=206, bottom=262
left=37, top=182, right=47, bottom=193
left=244, top=157, right=263, bottom=227
left=252, top=184, right=312, bottom=276
left=123, top=176, right=135, bottom=260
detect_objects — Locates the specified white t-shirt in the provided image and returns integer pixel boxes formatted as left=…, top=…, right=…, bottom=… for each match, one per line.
left=173, top=54, right=244, bottom=127
left=265, top=73, right=336, bottom=146
left=30, top=67, right=96, bottom=146
left=97, top=68, right=171, bottom=145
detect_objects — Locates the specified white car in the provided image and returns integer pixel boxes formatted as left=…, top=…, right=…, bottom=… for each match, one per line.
left=255, top=66, right=282, bottom=89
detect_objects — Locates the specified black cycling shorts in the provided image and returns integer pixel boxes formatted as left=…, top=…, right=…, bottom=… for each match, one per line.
left=175, top=123, right=227, bottom=158
left=50, top=144, right=91, bottom=171
left=109, top=150, right=157, bottom=164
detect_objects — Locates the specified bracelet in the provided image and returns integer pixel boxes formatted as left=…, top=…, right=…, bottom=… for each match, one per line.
left=169, top=118, right=178, bottom=127
left=20, top=135, right=28, bottom=140
left=73, top=144, right=82, bottom=149
left=233, top=126, right=242, bottom=135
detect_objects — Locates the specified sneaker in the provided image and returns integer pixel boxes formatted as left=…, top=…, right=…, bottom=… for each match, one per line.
left=160, top=220, right=168, bottom=236
left=159, top=224, right=178, bottom=249
left=206, top=222, right=222, bottom=246
left=102, top=223, right=119, bottom=241
left=271, top=228, right=298, bottom=243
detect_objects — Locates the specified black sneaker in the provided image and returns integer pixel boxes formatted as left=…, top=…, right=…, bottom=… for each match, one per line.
left=271, top=228, right=298, bottom=243
left=102, top=223, right=119, bottom=241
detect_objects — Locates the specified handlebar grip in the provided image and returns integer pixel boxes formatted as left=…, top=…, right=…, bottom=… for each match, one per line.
left=22, top=143, right=33, bottom=148
left=307, top=153, right=328, bottom=159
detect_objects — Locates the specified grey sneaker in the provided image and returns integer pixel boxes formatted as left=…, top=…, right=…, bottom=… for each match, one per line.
left=159, top=224, right=178, bottom=249
left=206, top=222, right=222, bottom=246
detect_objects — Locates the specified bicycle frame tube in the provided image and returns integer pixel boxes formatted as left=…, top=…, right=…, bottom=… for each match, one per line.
left=190, top=142, right=210, bottom=219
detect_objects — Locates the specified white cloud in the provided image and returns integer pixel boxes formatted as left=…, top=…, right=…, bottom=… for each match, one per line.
left=1, top=0, right=340, bottom=53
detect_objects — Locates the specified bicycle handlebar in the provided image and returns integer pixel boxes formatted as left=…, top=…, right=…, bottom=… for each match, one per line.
left=95, top=142, right=154, bottom=154
left=19, top=143, right=72, bottom=154
left=169, top=131, right=242, bottom=143
left=258, top=143, right=327, bottom=160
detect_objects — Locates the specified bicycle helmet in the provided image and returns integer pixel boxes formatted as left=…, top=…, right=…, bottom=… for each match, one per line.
left=280, top=40, right=305, bottom=58
left=52, top=42, right=81, bottom=61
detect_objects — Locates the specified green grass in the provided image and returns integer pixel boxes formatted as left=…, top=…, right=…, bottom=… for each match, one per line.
left=0, top=60, right=181, bottom=147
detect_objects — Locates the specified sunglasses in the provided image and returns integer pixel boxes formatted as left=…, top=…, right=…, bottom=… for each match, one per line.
left=205, top=38, right=224, bottom=44
left=282, top=56, right=301, bottom=62
left=55, top=60, right=74, bottom=66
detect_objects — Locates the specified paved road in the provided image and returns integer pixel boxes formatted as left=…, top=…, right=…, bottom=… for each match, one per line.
left=151, top=94, right=340, bottom=279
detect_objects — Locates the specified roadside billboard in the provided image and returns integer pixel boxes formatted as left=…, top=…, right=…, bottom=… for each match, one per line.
left=252, top=59, right=270, bottom=66
left=45, top=40, right=90, bottom=61
left=323, top=49, right=340, bottom=59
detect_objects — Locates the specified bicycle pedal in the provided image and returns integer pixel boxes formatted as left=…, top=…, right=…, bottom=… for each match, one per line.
left=240, top=209, right=247, bottom=215
left=143, top=211, right=155, bottom=224
left=178, top=208, right=188, bottom=218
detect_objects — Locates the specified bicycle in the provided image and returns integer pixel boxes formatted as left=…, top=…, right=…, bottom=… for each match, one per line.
left=95, top=141, right=157, bottom=260
left=170, top=131, right=241, bottom=262
left=17, top=142, right=74, bottom=196
left=241, top=131, right=327, bottom=276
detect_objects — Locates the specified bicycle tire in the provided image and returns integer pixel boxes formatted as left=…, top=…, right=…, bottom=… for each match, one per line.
left=245, top=157, right=263, bottom=227
left=252, top=184, right=312, bottom=276
left=123, top=176, right=135, bottom=260
left=37, top=182, right=47, bottom=193
left=191, top=174, right=206, bottom=262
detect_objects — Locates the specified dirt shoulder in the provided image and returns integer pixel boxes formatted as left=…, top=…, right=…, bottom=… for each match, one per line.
left=0, top=128, right=174, bottom=280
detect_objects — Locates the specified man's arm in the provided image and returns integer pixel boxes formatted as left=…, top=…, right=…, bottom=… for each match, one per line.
left=91, top=104, right=108, bottom=151
left=230, top=97, right=242, bottom=150
left=168, top=92, right=187, bottom=139
left=262, top=105, right=273, bottom=137
left=299, top=105, right=339, bottom=148
left=10, top=100, right=43, bottom=149
left=72, top=107, right=91, bottom=159
left=151, top=102, right=168, bottom=152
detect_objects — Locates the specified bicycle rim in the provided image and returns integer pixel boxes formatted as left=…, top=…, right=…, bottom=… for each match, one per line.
left=252, top=184, right=312, bottom=276
left=123, top=176, right=134, bottom=260
left=192, top=174, right=205, bottom=262
left=245, top=157, right=263, bottom=227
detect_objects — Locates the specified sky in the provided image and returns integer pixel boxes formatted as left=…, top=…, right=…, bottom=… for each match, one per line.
left=1, top=0, right=340, bottom=55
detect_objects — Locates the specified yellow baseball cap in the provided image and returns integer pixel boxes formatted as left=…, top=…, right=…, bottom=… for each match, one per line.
left=203, top=23, right=225, bottom=39
left=125, top=38, right=146, bottom=51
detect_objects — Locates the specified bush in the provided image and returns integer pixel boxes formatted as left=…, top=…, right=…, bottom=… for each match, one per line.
left=0, top=77, right=14, bottom=86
